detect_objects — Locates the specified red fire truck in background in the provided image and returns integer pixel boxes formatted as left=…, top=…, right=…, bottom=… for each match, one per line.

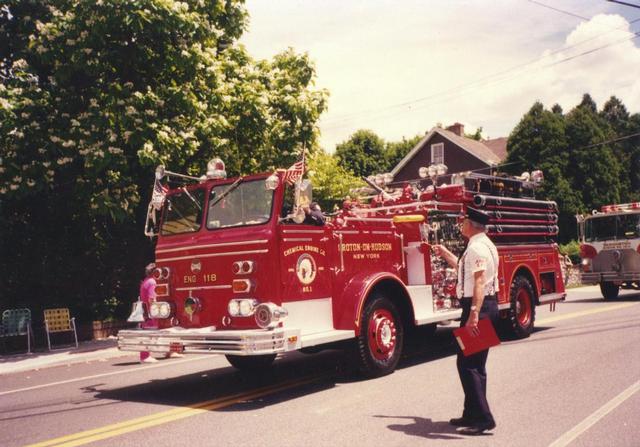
left=118, top=159, right=565, bottom=377
left=577, top=202, right=640, bottom=299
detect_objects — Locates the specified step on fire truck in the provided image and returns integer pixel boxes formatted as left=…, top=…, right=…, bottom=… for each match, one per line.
left=577, top=202, right=640, bottom=299
left=118, top=158, right=566, bottom=377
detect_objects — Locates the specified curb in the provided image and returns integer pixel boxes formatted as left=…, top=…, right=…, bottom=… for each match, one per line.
left=0, top=341, right=129, bottom=375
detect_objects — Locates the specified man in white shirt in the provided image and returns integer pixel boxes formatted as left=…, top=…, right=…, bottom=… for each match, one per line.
left=434, top=207, right=499, bottom=435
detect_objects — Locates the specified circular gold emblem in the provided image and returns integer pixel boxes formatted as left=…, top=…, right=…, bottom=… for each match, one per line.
left=296, top=254, right=317, bottom=285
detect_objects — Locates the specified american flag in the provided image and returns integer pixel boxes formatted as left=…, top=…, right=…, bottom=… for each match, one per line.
left=282, top=150, right=306, bottom=185
left=151, top=179, right=168, bottom=210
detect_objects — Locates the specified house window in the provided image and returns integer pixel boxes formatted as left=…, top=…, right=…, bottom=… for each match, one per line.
left=431, top=143, right=444, bottom=164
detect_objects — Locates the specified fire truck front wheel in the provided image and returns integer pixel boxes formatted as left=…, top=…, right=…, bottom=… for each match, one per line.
left=504, top=275, right=536, bottom=339
left=225, top=354, right=277, bottom=371
left=355, top=294, right=404, bottom=378
left=599, top=282, right=620, bottom=300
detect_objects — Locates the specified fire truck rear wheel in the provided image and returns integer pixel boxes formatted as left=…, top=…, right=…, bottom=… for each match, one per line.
left=599, top=282, right=619, bottom=300
left=505, top=275, right=536, bottom=339
left=355, top=294, right=404, bottom=378
left=225, top=354, right=277, bottom=371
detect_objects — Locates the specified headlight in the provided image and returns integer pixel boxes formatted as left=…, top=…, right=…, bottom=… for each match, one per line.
left=149, top=301, right=172, bottom=319
left=227, top=299, right=258, bottom=317
left=239, top=299, right=257, bottom=316
left=228, top=300, right=240, bottom=316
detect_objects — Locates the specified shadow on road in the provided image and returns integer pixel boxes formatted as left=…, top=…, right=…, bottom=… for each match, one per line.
left=91, top=330, right=466, bottom=411
left=96, top=350, right=345, bottom=410
left=374, top=415, right=476, bottom=440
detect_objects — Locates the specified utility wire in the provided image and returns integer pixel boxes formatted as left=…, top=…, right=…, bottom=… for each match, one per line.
left=321, top=3, right=639, bottom=128
left=608, top=0, right=640, bottom=9
left=526, top=0, right=591, bottom=21
left=579, top=131, right=640, bottom=149
left=322, top=29, right=640, bottom=132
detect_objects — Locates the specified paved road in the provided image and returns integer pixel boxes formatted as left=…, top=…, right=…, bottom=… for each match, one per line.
left=1, top=286, right=639, bottom=447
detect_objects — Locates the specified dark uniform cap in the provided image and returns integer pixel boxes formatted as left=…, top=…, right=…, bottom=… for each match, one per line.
left=465, top=207, right=490, bottom=225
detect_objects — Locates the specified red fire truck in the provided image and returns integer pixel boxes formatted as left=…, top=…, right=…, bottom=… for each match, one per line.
left=118, top=159, right=565, bottom=377
left=577, top=202, right=640, bottom=299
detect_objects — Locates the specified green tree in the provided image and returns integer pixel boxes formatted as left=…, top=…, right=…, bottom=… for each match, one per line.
left=627, top=113, right=640, bottom=198
left=464, top=127, right=483, bottom=141
left=307, top=149, right=363, bottom=211
left=385, top=134, right=422, bottom=172
left=600, top=96, right=632, bottom=199
left=0, top=0, right=327, bottom=320
left=565, top=101, right=621, bottom=211
left=505, top=101, right=581, bottom=242
left=578, top=93, right=597, bottom=114
left=335, top=129, right=386, bottom=177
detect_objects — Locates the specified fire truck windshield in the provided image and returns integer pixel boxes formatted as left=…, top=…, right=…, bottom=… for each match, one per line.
left=160, top=188, right=205, bottom=235
left=206, top=179, right=274, bottom=229
left=585, top=213, right=640, bottom=242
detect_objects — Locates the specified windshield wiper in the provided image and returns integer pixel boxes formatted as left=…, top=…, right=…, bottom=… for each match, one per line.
left=162, top=197, right=199, bottom=233
left=180, top=187, right=202, bottom=211
left=210, top=177, right=244, bottom=208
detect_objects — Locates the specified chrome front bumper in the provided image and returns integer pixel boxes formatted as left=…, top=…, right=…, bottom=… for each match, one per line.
left=581, top=272, right=640, bottom=284
left=117, top=327, right=301, bottom=355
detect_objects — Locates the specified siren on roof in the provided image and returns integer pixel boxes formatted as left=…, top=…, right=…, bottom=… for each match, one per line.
left=206, top=158, right=227, bottom=179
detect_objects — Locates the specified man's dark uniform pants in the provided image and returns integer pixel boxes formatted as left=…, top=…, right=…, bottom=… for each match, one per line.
left=457, top=296, right=499, bottom=425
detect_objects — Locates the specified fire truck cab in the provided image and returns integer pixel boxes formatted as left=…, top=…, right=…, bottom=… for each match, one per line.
left=118, top=159, right=565, bottom=377
left=577, top=202, right=640, bottom=299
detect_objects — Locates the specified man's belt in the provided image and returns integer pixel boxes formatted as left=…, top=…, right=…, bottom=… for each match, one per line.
left=461, top=294, right=497, bottom=301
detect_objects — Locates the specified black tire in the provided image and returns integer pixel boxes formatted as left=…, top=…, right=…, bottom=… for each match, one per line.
left=225, top=354, right=277, bottom=371
left=600, top=282, right=619, bottom=300
left=355, top=294, right=404, bottom=378
left=503, top=275, right=536, bottom=339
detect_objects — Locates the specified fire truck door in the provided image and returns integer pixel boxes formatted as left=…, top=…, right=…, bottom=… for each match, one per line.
left=279, top=225, right=331, bottom=300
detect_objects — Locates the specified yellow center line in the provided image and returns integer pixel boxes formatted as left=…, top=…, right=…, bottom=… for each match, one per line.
left=26, top=374, right=328, bottom=447
left=26, top=302, right=638, bottom=446
left=537, top=302, right=638, bottom=325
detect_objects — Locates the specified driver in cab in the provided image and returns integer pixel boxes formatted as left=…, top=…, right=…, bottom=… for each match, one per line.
left=303, top=202, right=325, bottom=226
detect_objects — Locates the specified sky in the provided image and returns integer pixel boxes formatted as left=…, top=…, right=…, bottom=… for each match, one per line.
left=240, top=0, right=640, bottom=152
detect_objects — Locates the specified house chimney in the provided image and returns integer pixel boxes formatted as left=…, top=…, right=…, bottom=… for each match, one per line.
left=446, top=122, right=464, bottom=136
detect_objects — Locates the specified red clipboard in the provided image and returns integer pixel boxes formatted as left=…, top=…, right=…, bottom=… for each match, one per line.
left=454, top=319, right=501, bottom=356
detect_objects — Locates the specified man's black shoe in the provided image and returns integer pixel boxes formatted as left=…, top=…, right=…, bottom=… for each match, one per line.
left=458, top=421, right=496, bottom=435
left=449, top=417, right=474, bottom=427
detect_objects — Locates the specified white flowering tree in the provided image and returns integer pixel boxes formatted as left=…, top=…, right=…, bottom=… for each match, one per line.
left=0, top=0, right=327, bottom=321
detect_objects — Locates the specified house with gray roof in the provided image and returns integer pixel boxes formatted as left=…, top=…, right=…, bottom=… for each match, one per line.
left=391, top=123, right=507, bottom=182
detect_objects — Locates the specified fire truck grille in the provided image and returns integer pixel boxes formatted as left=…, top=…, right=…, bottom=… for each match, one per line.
left=117, top=328, right=289, bottom=355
